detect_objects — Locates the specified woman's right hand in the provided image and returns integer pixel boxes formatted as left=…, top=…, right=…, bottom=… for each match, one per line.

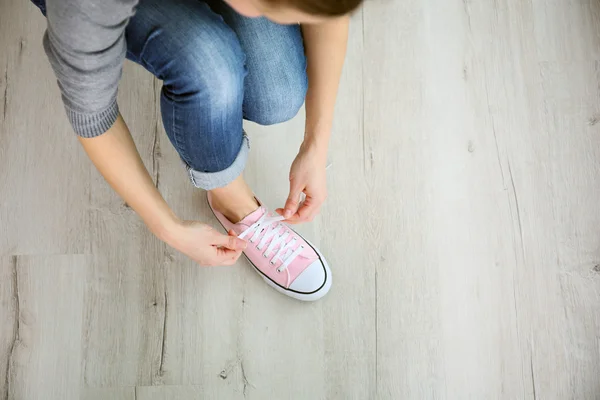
left=77, top=115, right=246, bottom=266
left=164, top=220, right=247, bottom=266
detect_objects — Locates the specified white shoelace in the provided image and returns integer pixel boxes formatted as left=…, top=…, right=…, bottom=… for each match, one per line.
left=238, top=213, right=305, bottom=273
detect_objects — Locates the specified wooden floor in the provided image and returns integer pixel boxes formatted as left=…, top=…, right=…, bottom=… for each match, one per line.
left=2, top=0, right=600, bottom=398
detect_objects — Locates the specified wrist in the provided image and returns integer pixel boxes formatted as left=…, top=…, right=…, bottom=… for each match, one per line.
left=300, top=137, right=328, bottom=160
left=151, top=213, right=182, bottom=244
left=302, top=131, right=329, bottom=153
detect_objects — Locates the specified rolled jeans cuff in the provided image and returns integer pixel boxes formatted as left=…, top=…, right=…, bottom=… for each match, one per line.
left=186, top=134, right=249, bottom=190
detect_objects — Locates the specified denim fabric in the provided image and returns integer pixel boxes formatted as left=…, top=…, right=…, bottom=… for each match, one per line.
left=32, top=0, right=307, bottom=190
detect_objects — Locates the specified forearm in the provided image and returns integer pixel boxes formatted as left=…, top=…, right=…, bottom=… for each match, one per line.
left=301, top=16, right=349, bottom=147
left=78, top=114, right=177, bottom=240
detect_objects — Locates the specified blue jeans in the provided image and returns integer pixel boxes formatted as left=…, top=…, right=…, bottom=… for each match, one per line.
left=32, top=0, right=307, bottom=189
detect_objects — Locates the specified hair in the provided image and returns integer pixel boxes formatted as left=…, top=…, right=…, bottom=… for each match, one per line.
left=274, top=0, right=364, bottom=17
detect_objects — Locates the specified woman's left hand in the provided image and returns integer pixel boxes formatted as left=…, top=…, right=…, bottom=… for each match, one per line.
left=276, top=140, right=328, bottom=224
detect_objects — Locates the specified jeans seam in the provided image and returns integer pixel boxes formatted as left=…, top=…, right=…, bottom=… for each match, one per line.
left=170, top=101, right=190, bottom=169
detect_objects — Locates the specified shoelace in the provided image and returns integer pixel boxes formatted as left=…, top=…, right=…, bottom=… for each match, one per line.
left=238, top=213, right=305, bottom=273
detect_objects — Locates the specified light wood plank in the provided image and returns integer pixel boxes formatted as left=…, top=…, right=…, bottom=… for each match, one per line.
left=532, top=59, right=600, bottom=398
left=81, top=387, right=136, bottom=400
left=0, top=257, right=18, bottom=399
left=5, top=255, right=88, bottom=400
left=516, top=1, right=600, bottom=396
left=81, top=64, right=167, bottom=386
left=364, top=0, right=447, bottom=397
left=364, top=0, right=532, bottom=397
left=319, top=10, right=377, bottom=400
left=0, top=1, right=90, bottom=256
left=465, top=0, right=600, bottom=398
left=136, top=384, right=242, bottom=400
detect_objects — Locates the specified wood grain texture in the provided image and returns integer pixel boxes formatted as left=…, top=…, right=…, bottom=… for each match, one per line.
left=319, top=10, right=377, bottom=400
left=0, top=257, right=18, bottom=400
left=0, top=0, right=89, bottom=256
left=0, top=0, right=599, bottom=398
left=4, top=255, right=89, bottom=400
left=136, top=385, right=242, bottom=400
left=81, top=387, right=136, bottom=400
left=81, top=63, right=167, bottom=386
left=364, top=0, right=600, bottom=398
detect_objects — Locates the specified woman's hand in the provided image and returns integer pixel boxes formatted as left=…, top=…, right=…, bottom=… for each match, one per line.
left=276, top=140, right=328, bottom=224
left=163, top=221, right=247, bottom=266
left=78, top=115, right=247, bottom=267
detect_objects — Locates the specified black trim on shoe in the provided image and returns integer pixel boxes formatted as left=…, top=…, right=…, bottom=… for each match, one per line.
left=207, top=196, right=328, bottom=295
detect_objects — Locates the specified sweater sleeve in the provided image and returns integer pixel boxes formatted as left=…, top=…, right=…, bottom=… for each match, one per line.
left=43, top=0, right=138, bottom=137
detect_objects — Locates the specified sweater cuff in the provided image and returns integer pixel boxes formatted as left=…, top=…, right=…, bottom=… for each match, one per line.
left=66, top=101, right=119, bottom=138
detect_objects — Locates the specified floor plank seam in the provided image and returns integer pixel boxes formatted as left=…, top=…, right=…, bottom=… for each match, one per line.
left=158, top=289, right=168, bottom=378
left=360, top=8, right=367, bottom=175
left=2, top=61, right=8, bottom=121
left=151, top=78, right=161, bottom=190
left=530, top=355, right=537, bottom=400
left=4, top=255, right=20, bottom=400
left=374, top=268, right=378, bottom=397
left=239, top=293, right=250, bottom=398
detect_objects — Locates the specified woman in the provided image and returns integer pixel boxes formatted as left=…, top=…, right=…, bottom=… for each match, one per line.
left=33, top=0, right=361, bottom=300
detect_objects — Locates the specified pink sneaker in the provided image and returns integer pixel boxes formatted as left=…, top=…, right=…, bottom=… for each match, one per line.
left=207, top=193, right=332, bottom=301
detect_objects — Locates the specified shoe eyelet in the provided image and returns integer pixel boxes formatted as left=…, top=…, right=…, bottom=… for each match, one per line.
left=276, top=268, right=282, bottom=273
left=263, top=253, right=268, bottom=258
left=270, top=261, right=275, bottom=266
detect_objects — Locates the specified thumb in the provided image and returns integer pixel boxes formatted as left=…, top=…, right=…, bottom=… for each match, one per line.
left=213, top=230, right=247, bottom=250
left=284, top=179, right=303, bottom=219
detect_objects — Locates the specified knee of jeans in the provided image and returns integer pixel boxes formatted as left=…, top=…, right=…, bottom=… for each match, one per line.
left=161, top=33, right=246, bottom=110
left=245, top=74, right=307, bottom=126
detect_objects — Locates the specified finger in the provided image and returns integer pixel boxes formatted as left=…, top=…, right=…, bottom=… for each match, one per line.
left=288, top=194, right=324, bottom=223
left=199, top=253, right=232, bottom=267
left=212, top=230, right=247, bottom=250
left=277, top=206, right=302, bottom=223
left=284, top=179, right=304, bottom=219
left=286, top=202, right=320, bottom=224
left=215, top=247, right=243, bottom=265
left=275, top=207, right=298, bottom=219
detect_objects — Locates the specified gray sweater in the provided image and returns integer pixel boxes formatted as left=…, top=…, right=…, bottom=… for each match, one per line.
left=43, top=0, right=139, bottom=137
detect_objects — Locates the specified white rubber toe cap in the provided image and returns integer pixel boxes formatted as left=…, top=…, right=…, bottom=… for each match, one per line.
left=289, top=260, right=326, bottom=292
left=287, top=259, right=332, bottom=301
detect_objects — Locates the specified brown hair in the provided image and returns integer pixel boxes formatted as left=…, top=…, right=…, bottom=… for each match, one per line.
left=275, top=0, right=363, bottom=17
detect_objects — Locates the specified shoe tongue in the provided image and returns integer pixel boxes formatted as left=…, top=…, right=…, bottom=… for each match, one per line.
left=233, top=206, right=267, bottom=234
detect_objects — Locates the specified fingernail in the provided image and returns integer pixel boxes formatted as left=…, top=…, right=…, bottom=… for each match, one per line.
left=284, top=210, right=292, bottom=218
